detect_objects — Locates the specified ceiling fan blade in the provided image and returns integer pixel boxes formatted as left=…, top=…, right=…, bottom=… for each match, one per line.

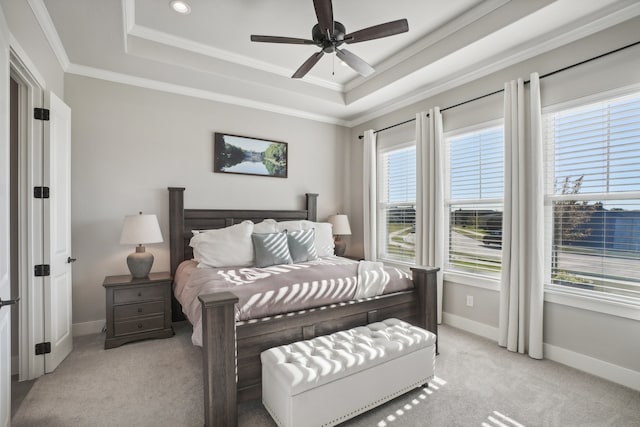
left=313, top=0, right=334, bottom=36
left=344, top=19, right=409, bottom=44
left=251, top=35, right=315, bottom=45
left=292, top=51, right=325, bottom=78
left=336, top=48, right=375, bottom=77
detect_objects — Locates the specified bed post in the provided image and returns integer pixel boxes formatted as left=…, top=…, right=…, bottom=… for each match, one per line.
left=168, top=187, right=185, bottom=276
left=305, top=193, right=318, bottom=221
left=199, top=292, right=239, bottom=427
left=411, top=266, right=439, bottom=353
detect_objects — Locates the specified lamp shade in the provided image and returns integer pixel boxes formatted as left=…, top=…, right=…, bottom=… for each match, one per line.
left=120, top=213, right=163, bottom=245
left=328, top=214, right=351, bottom=236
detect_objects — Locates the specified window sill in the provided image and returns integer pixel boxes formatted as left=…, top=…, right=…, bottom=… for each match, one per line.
left=443, top=270, right=500, bottom=291
left=544, top=285, right=640, bottom=321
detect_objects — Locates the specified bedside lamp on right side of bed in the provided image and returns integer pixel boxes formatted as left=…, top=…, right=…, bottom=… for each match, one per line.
left=328, top=214, right=351, bottom=257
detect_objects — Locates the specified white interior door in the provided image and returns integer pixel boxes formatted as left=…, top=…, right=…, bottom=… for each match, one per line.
left=0, top=5, right=13, bottom=426
left=42, top=91, right=72, bottom=373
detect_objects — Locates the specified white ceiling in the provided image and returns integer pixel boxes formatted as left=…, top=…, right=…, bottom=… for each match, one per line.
left=34, top=0, right=640, bottom=126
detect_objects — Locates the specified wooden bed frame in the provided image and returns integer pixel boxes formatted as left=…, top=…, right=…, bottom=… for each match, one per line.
left=168, top=187, right=439, bottom=426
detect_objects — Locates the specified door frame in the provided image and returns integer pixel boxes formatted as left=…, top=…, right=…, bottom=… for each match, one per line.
left=10, top=47, right=45, bottom=381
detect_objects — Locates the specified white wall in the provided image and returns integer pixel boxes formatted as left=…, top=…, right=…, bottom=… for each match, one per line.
left=65, top=74, right=349, bottom=326
left=348, top=17, right=640, bottom=385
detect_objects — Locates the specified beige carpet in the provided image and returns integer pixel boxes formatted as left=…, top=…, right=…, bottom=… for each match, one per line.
left=11, top=322, right=640, bottom=426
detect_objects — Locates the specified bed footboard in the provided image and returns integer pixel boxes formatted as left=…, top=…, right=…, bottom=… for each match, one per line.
left=198, top=266, right=439, bottom=427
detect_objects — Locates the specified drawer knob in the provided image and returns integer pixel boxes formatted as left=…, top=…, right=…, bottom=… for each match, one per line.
left=138, top=308, right=143, bottom=313
left=138, top=323, right=143, bottom=329
left=137, top=292, right=142, bottom=297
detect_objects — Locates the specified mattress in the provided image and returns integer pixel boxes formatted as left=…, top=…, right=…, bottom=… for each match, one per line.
left=173, top=256, right=413, bottom=346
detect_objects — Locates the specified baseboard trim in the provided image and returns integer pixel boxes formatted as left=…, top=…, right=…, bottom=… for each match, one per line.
left=72, top=320, right=105, bottom=336
left=544, top=343, right=640, bottom=392
left=442, top=312, right=499, bottom=341
left=442, top=312, right=640, bottom=392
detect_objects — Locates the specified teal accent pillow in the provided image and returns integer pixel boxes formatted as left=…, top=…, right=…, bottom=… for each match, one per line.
left=252, top=231, right=293, bottom=268
left=287, top=228, right=318, bottom=263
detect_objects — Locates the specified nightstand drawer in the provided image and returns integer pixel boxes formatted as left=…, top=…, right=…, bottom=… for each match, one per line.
left=103, top=272, right=174, bottom=349
left=114, top=315, right=165, bottom=336
left=114, top=301, right=165, bottom=320
left=113, top=285, right=165, bottom=304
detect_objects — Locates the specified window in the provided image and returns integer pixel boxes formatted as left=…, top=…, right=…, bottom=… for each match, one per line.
left=378, top=145, right=416, bottom=263
left=544, top=92, right=640, bottom=301
left=445, top=125, right=503, bottom=276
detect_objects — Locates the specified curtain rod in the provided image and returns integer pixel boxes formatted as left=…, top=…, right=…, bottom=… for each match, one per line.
left=357, top=39, right=640, bottom=140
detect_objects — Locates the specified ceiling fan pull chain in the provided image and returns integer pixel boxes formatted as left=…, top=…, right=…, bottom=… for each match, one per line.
left=332, top=54, right=335, bottom=76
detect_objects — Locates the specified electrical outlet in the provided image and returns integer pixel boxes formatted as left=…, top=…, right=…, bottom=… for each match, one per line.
left=466, top=295, right=474, bottom=307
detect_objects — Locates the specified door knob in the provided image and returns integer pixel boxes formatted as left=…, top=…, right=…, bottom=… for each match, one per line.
left=67, top=257, right=77, bottom=263
left=0, top=297, right=20, bottom=309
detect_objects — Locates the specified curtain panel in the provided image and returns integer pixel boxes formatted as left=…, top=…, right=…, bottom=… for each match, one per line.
left=499, top=73, right=544, bottom=359
left=362, top=130, right=378, bottom=261
left=416, top=109, right=445, bottom=323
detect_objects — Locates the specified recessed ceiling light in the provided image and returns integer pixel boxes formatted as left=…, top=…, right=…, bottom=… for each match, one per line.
left=170, top=0, right=191, bottom=15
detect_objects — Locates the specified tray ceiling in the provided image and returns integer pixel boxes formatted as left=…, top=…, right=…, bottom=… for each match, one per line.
left=34, top=0, right=640, bottom=125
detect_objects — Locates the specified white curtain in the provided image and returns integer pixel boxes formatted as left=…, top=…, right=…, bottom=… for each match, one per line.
left=415, top=109, right=445, bottom=323
left=363, top=129, right=377, bottom=261
left=499, top=73, right=544, bottom=359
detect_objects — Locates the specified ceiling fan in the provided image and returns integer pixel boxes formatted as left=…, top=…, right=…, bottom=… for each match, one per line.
left=250, top=0, right=409, bottom=79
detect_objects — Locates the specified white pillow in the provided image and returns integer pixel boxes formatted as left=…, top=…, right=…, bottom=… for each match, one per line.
left=189, top=221, right=254, bottom=267
left=191, top=219, right=276, bottom=236
left=312, top=222, right=335, bottom=257
left=276, top=220, right=334, bottom=257
left=276, top=220, right=313, bottom=232
left=253, top=219, right=278, bottom=234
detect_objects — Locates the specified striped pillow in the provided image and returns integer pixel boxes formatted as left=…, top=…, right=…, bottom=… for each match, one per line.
left=252, top=231, right=293, bottom=268
left=287, top=228, right=318, bottom=263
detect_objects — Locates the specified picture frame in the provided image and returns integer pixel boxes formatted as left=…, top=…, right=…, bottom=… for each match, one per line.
left=213, top=132, right=288, bottom=178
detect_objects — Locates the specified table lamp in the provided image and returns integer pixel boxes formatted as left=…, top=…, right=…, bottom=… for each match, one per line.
left=328, top=214, right=351, bottom=257
left=120, top=212, right=163, bottom=278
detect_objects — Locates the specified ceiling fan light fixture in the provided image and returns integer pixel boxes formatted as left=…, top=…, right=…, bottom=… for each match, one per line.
left=169, top=0, right=191, bottom=15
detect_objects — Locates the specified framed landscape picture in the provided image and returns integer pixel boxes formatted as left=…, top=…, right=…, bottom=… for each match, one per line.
left=213, top=133, right=288, bottom=178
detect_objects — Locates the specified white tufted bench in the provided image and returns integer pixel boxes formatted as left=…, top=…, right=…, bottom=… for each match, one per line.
left=261, top=318, right=436, bottom=427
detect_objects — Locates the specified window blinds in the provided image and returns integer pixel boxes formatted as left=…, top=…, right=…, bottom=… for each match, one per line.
left=543, top=93, right=640, bottom=300
left=446, top=126, right=503, bottom=275
left=379, top=146, right=416, bottom=262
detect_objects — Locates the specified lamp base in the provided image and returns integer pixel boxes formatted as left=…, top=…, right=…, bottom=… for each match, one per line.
left=334, top=236, right=347, bottom=257
left=127, top=245, right=154, bottom=279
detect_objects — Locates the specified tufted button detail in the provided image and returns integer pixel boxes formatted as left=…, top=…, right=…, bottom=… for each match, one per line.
left=261, top=318, right=436, bottom=396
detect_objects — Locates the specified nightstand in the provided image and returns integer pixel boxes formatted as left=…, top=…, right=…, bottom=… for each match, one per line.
left=103, top=272, right=174, bottom=349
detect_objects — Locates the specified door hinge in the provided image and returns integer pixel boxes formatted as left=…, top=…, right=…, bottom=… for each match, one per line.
left=34, top=264, right=50, bottom=277
left=34, top=186, right=50, bottom=199
left=35, top=342, right=52, bottom=355
left=34, top=107, right=50, bottom=121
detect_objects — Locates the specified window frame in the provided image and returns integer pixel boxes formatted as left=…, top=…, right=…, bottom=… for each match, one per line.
left=376, top=140, right=416, bottom=266
left=542, top=88, right=640, bottom=310
left=443, top=120, right=504, bottom=281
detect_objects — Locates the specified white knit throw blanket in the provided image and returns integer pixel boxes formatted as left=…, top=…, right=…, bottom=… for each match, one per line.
left=355, top=260, right=390, bottom=299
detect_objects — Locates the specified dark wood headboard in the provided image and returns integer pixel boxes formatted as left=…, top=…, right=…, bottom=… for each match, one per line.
left=168, top=187, right=318, bottom=321
left=168, top=187, right=318, bottom=276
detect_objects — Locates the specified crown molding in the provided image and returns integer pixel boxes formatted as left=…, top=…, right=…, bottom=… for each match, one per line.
left=124, top=1, right=343, bottom=92
left=28, top=0, right=640, bottom=129
left=122, top=0, right=135, bottom=53
left=27, top=0, right=70, bottom=71
left=66, top=63, right=349, bottom=126
left=345, top=2, right=640, bottom=127
left=344, top=0, right=510, bottom=92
